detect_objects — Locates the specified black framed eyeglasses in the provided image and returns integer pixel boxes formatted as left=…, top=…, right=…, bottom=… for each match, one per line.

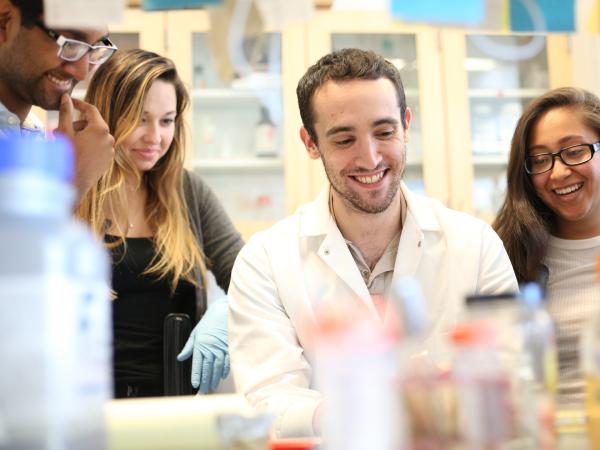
left=33, top=20, right=117, bottom=65
left=525, top=141, right=600, bottom=175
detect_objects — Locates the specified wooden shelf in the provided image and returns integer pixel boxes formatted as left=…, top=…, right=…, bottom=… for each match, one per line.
left=193, top=157, right=284, bottom=171
left=468, top=88, right=547, bottom=99
left=472, top=153, right=509, bottom=166
left=192, top=88, right=280, bottom=103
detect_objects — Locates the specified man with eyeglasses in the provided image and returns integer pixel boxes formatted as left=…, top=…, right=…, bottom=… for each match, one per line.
left=0, top=0, right=116, bottom=199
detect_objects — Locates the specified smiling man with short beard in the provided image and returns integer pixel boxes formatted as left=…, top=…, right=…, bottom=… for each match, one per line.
left=0, top=0, right=116, bottom=201
left=228, top=48, right=520, bottom=439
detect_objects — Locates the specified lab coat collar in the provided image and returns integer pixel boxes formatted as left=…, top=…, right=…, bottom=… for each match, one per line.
left=296, top=182, right=444, bottom=314
left=403, top=184, right=443, bottom=232
left=297, top=188, right=334, bottom=238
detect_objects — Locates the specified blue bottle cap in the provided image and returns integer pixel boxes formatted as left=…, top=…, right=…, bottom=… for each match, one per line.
left=521, top=282, right=543, bottom=308
left=0, top=133, right=74, bottom=181
left=391, top=276, right=428, bottom=336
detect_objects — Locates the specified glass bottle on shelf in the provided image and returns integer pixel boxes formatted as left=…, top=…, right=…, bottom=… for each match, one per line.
left=254, top=105, right=277, bottom=158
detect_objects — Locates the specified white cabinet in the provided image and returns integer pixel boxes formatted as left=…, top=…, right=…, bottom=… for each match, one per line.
left=441, top=31, right=571, bottom=221
left=164, top=10, right=289, bottom=238
left=33, top=8, right=575, bottom=236
left=168, top=9, right=573, bottom=230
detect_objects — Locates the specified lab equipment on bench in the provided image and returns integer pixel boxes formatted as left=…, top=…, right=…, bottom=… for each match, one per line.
left=106, top=394, right=270, bottom=450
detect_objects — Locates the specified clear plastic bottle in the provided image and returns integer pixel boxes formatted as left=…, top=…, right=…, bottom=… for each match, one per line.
left=581, top=311, right=600, bottom=450
left=451, top=321, right=516, bottom=450
left=391, top=277, right=458, bottom=448
left=461, top=292, right=538, bottom=448
left=518, top=283, right=557, bottom=449
left=0, top=134, right=111, bottom=450
left=459, top=288, right=555, bottom=449
left=581, top=249, right=600, bottom=449
left=519, top=283, right=557, bottom=395
left=313, top=303, right=405, bottom=450
left=390, top=276, right=428, bottom=340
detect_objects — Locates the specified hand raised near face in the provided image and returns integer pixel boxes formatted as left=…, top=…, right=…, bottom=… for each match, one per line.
left=56, top=94, right=115, bottom=202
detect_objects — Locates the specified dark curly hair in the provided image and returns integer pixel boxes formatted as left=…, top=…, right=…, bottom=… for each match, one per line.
left=9, top=0, right=43, bottom=26
left=296, top=48, right=408, bottom=144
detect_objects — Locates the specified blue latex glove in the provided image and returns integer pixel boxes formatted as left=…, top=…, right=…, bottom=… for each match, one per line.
left=177, top=296, right=230, bottom=393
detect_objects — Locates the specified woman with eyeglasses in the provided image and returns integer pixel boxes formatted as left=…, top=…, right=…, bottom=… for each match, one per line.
left=494, top=86, right=600, bottom=407
left=77, top=49, right=244, bottom=398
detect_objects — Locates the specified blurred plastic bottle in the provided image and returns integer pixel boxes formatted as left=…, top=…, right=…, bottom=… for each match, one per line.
left=582, top=310, right=600, bottom=449
left=520, top=284, right=557, bottom=393
left=518, top=283, right=557, bottom=449
left=390, top=276, right=428, bottom=341
left=391, top=277, right=459, bottom=448
left=313, top=302, right=405, bottom=450
left=460, top=288, right=555, bottom=449
left=0, top=134, right=111, bottom=450
left=581, top=253, right=600, bottom=449
left=463, top=294, right=524, bottom=391
left=451, top=321, right=515, bottom=450
left=462, top=292, right=539, bottom=448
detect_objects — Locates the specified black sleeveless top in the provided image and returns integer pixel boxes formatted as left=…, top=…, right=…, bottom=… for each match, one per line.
left=107, top=235, right=196, bottom=396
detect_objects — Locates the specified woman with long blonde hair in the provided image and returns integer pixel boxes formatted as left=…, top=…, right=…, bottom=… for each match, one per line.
left=79, top=49, right=243, bottom=397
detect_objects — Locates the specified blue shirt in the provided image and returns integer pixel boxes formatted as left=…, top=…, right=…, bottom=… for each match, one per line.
left=0, top=101, right=45, bottom=138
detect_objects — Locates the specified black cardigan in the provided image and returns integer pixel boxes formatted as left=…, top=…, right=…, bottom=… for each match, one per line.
left=182, top=169, right=244, bottom=319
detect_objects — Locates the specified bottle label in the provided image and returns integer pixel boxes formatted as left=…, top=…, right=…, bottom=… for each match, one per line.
left=0, top=275, right=110, bottom=448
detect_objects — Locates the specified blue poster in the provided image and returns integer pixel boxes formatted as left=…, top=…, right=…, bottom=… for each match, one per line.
left=510, top=0, right=575, bottom=32
left=143, top=0, right=222, bottom=10
left=390, top=0, right=485, bottom=25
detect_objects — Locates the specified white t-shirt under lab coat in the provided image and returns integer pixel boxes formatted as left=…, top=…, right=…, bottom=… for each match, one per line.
left=228, top=183, right=518, bottom=438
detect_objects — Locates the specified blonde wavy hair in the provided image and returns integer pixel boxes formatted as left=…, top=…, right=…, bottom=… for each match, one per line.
left=77, top=49, right=206, bottom=292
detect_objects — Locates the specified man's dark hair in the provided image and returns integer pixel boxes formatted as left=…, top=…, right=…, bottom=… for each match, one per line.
left=296, top=48, right=408, bottom=144
left=9, top=0, right=43, bottom=26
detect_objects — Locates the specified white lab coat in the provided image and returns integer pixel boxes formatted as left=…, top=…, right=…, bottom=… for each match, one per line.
left=229, top=183, right=518, bottom=438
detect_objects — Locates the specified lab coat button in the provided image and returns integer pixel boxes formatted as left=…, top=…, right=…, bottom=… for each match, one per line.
left=418, top=240, right=422, bottom=247
left=324, top=249, right=330, bottom=255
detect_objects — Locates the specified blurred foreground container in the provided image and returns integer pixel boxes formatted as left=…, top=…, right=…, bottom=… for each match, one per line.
left=0, top=134, right=111, bottom=449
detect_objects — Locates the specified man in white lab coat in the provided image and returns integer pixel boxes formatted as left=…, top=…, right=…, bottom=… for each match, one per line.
left=228, top=48, right=518, bottom=438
